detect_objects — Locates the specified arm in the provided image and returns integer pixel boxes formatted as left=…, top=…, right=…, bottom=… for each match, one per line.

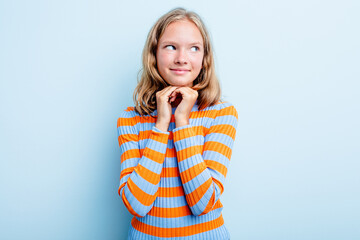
left=173, top=103, right=238, bottom=216
left=117, top=109, right=169, bottom=217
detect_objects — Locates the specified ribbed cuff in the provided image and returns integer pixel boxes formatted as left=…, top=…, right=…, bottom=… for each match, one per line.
left=153, top=126, right=170, bottom=135
left=173, top=124, right=192, bottom=133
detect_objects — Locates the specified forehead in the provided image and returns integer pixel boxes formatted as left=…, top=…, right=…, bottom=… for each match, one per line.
left=159, top=19, right=204, bottom=44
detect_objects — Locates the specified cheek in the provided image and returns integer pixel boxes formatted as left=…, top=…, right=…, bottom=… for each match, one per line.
left=157, top=52, right=171, bottom=67
left=192, top=55, right=204, bottom=70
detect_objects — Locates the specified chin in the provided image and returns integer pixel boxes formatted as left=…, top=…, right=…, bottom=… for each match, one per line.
left=168, top=81, right=193, bottom=87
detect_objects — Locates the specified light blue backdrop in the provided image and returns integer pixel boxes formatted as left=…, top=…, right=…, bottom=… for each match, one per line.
left=1, top=0, right=359, bottom=239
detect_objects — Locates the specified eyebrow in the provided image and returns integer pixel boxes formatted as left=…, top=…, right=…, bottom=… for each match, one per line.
left=161, top=41, right=203, bottom=46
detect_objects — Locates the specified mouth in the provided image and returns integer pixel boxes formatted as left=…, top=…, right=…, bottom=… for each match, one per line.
left=170, top=69, right=190, bottom=75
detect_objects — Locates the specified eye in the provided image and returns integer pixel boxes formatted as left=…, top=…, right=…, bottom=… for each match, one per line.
left=165, top=45, right=175, bottom=50
left=191, top=46, right=200, bottom=52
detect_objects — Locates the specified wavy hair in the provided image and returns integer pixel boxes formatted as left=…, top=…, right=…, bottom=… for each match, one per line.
left=133, top=7, right=221, bottom=116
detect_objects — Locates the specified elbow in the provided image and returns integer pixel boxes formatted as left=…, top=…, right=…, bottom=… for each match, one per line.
left=191, top=205, right=212, bottom=217
left=189, top=202, right=214, bottom=216
left=129, top=207, right=149, bottom=218
left=121, top=195, right=151, bottom=218
left=119, top=187, right=152, bottom=218
left=190, top=206, right=213, bottom=216
left=189, top=186, right=218, bottom=216
left=189, top=207, right=203, bottom=217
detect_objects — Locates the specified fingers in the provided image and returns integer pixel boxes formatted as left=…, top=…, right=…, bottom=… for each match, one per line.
left=169, top=87, right=198, bottom=100
left=156, top=86, right=198, bottom=105
left=156, top=86, right=178, bottom=102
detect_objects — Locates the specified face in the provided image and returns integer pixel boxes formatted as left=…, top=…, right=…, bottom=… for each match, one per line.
left=156, top=19, right=204, bottom=87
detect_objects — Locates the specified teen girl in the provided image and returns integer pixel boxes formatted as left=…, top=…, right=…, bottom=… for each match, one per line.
left=117, top=7, right=238, bottom=239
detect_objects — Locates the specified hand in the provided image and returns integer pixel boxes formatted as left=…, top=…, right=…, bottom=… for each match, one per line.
left=169, top=87, right=198, bottom=128
left=155, top=86, right=179, bottom=132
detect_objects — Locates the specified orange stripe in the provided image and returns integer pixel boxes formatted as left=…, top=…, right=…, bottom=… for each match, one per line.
left=184, top=125, right=204, bottom=136
left=208, top=124, right=236, bottom=140
left=117, top=134, right=137, bottom=146
left=121, top=149, right=140, bottom=163
left=148, top=200, right=224, bottom=218
left=176, top=145, right=202, bottom=162
left=161, top=167, right=180, bottom=178
left=148, top=205, right=192, bottom=218
left=189, top=104, right=237, bottom=120
left=217, top=105, right=238, bottom=118
left=204, top=160, right=227, bottom=178
left=143, top=148, right=165, bottom=164
left=185, top=178, right=212, bottom=207
left=204, top=141, right=232, bottom=160
left=148, top=131, right=169, bottom=144
left=158, top=186, right=185, bottom=198
left=179, top=162, right=206, bottom=184
left=134, top=164, right=161, bottom=185
left=117, top=116, right=138, bottom=126
left=139, top=130, right=152, bottom=140
left=165, top=148, right=177, bottom=158
left=131, top=214, right=224, bottom=237
left=172, top=125, right=204, bottom=139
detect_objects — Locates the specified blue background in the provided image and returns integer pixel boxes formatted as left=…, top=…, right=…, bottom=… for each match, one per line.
left=1, top=0, right=359, bottom=239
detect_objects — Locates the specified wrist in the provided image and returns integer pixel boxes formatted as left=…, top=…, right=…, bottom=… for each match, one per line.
left=155, top=120, right=169, bottom=132
left=175, top=119, right=189, bottom=128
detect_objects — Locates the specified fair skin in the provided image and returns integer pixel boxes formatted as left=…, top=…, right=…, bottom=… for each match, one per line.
left=154, top=19, right=204, bottom=132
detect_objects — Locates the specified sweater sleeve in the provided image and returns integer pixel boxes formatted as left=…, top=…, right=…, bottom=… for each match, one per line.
left=117, top=109, right=169, bottom=217
left=172, top=103, right=238, bottom=216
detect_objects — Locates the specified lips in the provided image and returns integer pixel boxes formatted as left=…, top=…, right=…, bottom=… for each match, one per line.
left=170, top=69, right=190, bottom=75
left=170, top=68, right=190, bottom=71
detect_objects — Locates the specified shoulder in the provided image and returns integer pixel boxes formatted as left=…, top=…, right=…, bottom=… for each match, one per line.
left=117, top=106, right=141, bottom=128
left=202, top=101, right=238, bottom=119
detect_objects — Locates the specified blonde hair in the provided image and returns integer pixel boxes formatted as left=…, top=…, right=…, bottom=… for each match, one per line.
left=133, top=7, right=221, bottom=116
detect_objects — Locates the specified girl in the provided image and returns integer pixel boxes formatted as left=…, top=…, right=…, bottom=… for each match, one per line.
left=117, top=7, right=238, bottom=240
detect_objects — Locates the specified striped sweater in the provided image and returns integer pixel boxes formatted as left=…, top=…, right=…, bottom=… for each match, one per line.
left=116, top=101, right=238, bottom=239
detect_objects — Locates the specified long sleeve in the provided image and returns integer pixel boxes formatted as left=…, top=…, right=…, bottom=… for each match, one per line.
left=172, top=103, right=238, bottom=216
left=117, top=109, right=169, bottom=217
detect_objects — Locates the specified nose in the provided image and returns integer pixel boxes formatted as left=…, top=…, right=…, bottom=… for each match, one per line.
left=174, top=49, right=188, bottom=64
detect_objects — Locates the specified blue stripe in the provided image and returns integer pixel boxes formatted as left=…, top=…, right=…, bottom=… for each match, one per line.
left=205, top=133, right=233, bottom=148
left=190, top=185, right=214, bottom=215
left=182, top=169, right=209, bottom=193
left=163, top=157, right=178, bottom=168
left=160, top=177, right=182, bottom=188
left=121, top=157, right=139, bottom=170
left=203, top=151, right=230, bottom=168
left=144, top=138, right=167, bottom=154
left=139, top=157, right=162, bottom=174
left=178, top=154, right=203, bottom=172
left=153, top=196, right=187, bottom=208
left=212, top=115, right=237, bottom=128
left=119, top=140, right=138, bottom=152
left=174, top=135, right=204, bottom=151
left=123, top=185, right=150, bottom=216
left=118, top=125, right=137, bottom=135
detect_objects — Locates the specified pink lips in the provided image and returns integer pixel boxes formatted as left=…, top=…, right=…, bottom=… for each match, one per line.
left=170, top=69, right=190, bottom=75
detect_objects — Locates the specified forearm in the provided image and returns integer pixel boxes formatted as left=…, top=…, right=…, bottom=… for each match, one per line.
left=173, top=125, right=224, bottom=216
left=118, top=126, right=169, bottom=217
